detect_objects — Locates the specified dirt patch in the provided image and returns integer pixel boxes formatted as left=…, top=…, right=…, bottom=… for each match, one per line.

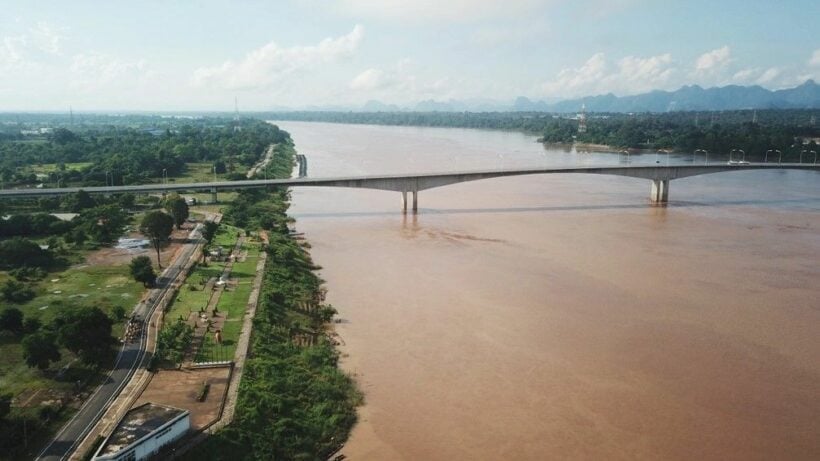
left=86, top=224, right=194, bottom=267
left=133, top=366, right=231, bottom=431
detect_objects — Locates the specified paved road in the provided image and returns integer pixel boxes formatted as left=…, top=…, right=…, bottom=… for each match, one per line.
left=36, top=224, right=205, bottom=461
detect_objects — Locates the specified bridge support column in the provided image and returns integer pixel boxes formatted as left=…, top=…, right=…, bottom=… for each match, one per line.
left=412, top=191, right=418, bottom=213
left=210, top=188, right=218, bottom=204
left=650, top=179, right=669, bottom=204
left=401, top=191, right=408, bottom=213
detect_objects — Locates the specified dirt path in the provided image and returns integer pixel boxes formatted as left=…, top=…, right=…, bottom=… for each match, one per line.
left=246, top=144, right=275, bottom=179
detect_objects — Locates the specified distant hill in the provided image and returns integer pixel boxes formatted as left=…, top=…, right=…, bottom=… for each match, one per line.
left=271, top=80, right=820, bottom=114
left=515, top=80, right=820, bottom=113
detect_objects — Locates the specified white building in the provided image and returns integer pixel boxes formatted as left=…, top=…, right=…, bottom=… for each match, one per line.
left=93, top=403, right=190, bottom=461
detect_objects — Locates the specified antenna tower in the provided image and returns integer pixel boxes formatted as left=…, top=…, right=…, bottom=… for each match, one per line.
left=577, top=103, right=587, bottom=134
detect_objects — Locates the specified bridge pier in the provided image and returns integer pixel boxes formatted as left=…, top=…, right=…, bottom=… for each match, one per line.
left=412, top=190, right=418, bottom=213
left=401, top=191, right=408, bottom=213
left=650, top=179, right=669, bottom=204
left=210, top=188, right=218, bottom=204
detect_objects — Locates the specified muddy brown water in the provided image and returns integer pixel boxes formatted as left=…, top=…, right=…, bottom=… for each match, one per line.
left=276, top=121, right=820, bottom=460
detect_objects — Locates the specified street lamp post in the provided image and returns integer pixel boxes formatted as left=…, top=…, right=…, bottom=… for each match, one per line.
left=765, top=150, right=772, bottom=163
left=213, top=165, right=217, bottom=182
left=162, top=168, right=167, bottom=185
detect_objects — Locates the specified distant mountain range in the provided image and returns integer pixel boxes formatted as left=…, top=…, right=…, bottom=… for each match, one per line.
left=291, top=80, right=819, bottom=113
left=512, top=80, right=820, bottom=113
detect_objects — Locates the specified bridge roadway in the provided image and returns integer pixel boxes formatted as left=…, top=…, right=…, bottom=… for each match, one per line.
left=2, top=163, right=818, bottom=211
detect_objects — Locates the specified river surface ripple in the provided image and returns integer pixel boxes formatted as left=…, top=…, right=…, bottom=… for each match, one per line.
left=277, top=121, right=820, bottom=461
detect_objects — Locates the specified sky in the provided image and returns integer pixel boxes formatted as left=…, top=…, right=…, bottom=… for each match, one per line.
left=0, top=0, right=818, bottom=111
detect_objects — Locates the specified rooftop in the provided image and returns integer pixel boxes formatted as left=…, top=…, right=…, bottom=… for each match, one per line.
left=98, top=403, right=188, bottom=456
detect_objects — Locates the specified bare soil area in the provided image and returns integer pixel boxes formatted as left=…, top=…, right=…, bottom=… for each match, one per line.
left=133, top=366, right=231, bottom=430
left=86, top=225, right=194, bottom=267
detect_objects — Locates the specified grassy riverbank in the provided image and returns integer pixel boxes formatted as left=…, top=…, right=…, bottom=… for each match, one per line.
left=182, top=141, right=361, bottom=460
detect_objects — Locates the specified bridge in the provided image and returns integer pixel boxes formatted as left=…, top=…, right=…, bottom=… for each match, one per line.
left=1, top=163, right=817, bottom=211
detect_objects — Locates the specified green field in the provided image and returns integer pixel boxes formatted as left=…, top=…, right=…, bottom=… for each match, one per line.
left=172, top=162, right=248, bottom=184
left=195, top=235, right=261, bottom=362
left=23, top=162, right=93, bottom=174
left=0, top=261, right=144, bottom=399
left=159, top=220, right=262, bottom=363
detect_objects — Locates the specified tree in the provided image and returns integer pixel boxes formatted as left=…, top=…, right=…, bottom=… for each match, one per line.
left=139, top=211, right=174, bottom=269
left=213, top=160, right=227, bottom=174
left=201, top=221, right=219, bottom=244
left=49, top=127, right=79, bottom=145
left=53, top=306, right=115, bottom=366
left=0, top=393, right=10, bottom=421
left=64, top=189, right=96, bottom=212
left=21, top=332, right=61, bottom=370
left=0, top=307, right=24, bottom=332
left=70, top=227, right=87, bottom=247
left=117, top=193, right=136, bottom=210
left=164, top=193, right=189, bottom=229
left=1, top=280, right=35, bottom=303
left=129, top=256, right=157, bottom=287
left=23, top=316, right=42, bottom=334
left=0, top=238, right=55, bottom=269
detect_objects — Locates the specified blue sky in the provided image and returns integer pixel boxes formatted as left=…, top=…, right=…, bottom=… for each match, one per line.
left=0, top=0, right=818, bottom=110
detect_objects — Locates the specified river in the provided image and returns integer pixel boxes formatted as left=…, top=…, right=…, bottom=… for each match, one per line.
left=277, top=121, right=820, bottom=460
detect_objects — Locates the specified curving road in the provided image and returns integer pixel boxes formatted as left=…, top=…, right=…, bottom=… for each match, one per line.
left=36, top=224, right=205, bottom=461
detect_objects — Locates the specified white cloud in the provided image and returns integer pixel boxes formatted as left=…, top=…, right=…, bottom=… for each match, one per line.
left=350, top=68, right=394, bottom=90
left=470, top=19, right=550, bottom=46
left=71, top=53, right=148, bottom=84
left=0, top=35, right=27, bottom=68
left=732, top=68, right=758, bottom=82
left=755, top=67, right=781, bottom=85
left=192, top=25, right=364, bottom=90
left=0, top=21, right=66, bottom=71
left=809, top=49, right=820, bottom=67
left=334, top=0, right=550, bottom=22
left=540, top=52, right=676, bottom=97
left=695, top=46, right=731, bottom=72
left=29, top=21, right=65, bottom=54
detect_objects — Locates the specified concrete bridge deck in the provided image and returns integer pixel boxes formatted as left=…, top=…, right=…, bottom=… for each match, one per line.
left=1, top=163, right=817, bottom=210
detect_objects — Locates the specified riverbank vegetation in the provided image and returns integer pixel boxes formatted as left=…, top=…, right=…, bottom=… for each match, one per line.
left=267, top=109, right=819, bottom=159
left=182, top=142, right=361, bottom=460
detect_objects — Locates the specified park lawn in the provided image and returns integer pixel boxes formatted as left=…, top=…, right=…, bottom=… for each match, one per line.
left=173, top=162, right=249, bottom=184
left=162, top=224, right=239, bottom=329
left=23, top=162, right=93, bottom=174
left=165, top=263, right=224, bottom=323
left=185, top=191, right=239, bottom=205
left=0, top=258, right=145, bottom=402
left=17, top=264, right=143, bottom=327
left=174, top=162, right=226, bottom=184
left=193, top=233, right=260, bottom=363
